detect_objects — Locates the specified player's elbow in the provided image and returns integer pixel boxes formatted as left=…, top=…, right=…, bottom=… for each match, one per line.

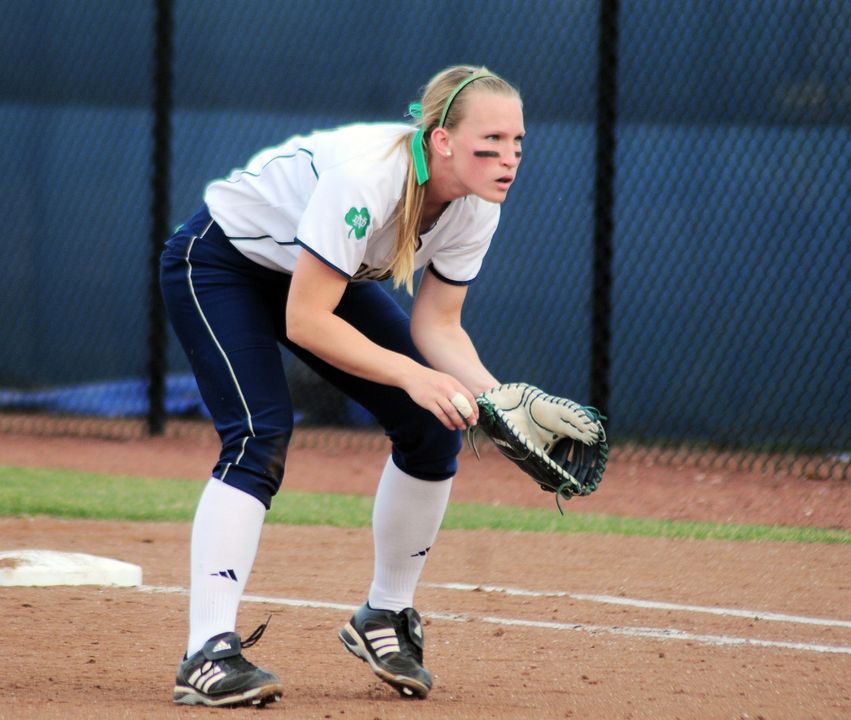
left=285, top=306, right=312, bottom=349
left=411, top=311, right=458, bottom=346
left=409, top=314, right=425, bottom=348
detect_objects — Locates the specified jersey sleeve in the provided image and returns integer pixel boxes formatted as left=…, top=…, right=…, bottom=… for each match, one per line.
left=295, top=165, right=392, bottom=278
left=428, top=202, right=500, bottom=285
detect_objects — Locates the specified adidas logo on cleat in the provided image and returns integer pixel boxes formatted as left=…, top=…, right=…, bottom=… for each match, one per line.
left=173, top=627, right=282, bottom=707
left=212, top=639, right=232, bottom=653
left=365, top=627, right=400, bottom=657
left=188, top=661, right=227, bottom=694
left=338, top=603, right=432, bottom=699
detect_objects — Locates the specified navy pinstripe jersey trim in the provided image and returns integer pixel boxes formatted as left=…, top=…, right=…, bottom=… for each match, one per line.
left=227, top=234, right=299, bottom=245
left=427, top=262, right=477, bottom=286
left=225, top=147, right=318, bottom=183
left=294, top=238, right=352, bottom=279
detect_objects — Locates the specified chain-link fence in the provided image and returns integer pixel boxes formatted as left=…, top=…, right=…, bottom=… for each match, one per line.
left=1, top=0, right=847, bottom=479
left=611, top=0, right=849, bottom=477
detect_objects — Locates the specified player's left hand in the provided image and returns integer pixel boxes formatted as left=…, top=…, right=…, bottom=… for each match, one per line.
left=468, top=383, right=608, bottom=512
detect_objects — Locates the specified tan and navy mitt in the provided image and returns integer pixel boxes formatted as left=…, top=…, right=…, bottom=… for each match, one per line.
left=468, top=383, right=608, bottom=512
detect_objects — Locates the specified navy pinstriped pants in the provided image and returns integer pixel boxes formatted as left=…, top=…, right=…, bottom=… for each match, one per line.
left=160, top=205, right=460, bottom=508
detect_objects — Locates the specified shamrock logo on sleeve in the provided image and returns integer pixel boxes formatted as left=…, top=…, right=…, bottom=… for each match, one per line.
left=344, top=207, right=371, bottom=240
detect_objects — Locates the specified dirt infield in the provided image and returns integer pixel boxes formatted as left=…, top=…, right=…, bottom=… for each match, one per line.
left=0, top=427, right=849, bottom=719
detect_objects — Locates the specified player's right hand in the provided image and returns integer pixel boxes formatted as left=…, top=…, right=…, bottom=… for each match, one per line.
left=402, top=367, right=479, bottom=431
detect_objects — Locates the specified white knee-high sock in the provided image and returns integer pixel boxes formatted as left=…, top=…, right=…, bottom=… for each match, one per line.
left=187, top=478, right=266, bottom=655
left=368, top=456, right=453, bottom=613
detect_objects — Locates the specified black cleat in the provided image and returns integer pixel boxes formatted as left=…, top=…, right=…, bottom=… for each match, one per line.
left=172, top=622, right=282, bottom=707
left=339, top=603, right=432, bottom=699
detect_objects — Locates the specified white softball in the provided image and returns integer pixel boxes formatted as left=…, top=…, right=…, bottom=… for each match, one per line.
left=450, top=392, right=474, bottom=419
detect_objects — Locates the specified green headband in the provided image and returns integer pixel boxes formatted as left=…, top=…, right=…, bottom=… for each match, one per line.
left=409, top=71, right=495, bottom=185
left=439, top=71, right=494, bottom=128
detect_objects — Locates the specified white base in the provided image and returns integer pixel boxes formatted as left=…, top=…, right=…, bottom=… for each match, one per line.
left=0, top=550, right=143, bottom=587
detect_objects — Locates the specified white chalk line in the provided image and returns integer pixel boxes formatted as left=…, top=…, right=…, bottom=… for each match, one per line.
left=422, top=581, right=851, bottom=630
left=137, top=584, right=851, bottom=656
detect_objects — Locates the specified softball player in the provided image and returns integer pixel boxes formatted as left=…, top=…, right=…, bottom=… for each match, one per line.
left=160, top=65, right=524, bottom=706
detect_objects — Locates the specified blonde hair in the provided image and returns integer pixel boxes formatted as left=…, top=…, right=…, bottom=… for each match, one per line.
left=387, top=65, right=520, bottom=294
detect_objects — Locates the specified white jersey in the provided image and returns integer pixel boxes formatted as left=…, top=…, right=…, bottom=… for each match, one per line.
left=204, top=123, right=500, bottom=283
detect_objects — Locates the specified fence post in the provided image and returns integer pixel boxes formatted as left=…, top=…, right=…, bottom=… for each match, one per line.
left=146, top=0, right=174, bottom=435
left=590, top=0, right=619, bottom=417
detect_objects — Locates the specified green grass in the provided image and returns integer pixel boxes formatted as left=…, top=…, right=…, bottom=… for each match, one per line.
left=1, top=465, right=848, bottom=544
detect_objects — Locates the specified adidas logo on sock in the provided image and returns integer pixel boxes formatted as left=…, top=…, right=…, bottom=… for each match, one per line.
left=210, top=569, right=238, bottom=581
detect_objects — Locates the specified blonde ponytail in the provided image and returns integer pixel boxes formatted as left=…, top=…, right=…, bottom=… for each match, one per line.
left=387, top=139, right=426, bottom=294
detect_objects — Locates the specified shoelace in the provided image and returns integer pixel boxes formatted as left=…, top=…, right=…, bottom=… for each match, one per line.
left=241, top=616, right=272, bottom=649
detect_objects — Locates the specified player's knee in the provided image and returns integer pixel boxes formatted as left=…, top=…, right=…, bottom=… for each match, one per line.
left=389, top=411, right=462, bottom=480
left=216, top=422, right=293, bottom=509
